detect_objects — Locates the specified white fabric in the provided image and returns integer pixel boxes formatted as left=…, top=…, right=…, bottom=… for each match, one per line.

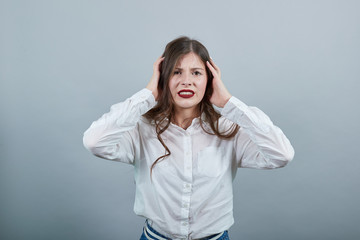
left=144, top=222, right=169, bottom=240
left=83, top=88, right=294, bottom=239
left=145, top=220, right=224, bottom=240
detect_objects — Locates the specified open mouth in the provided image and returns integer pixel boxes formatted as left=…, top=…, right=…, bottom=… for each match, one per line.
left=178, top=90, right=195, bottom=98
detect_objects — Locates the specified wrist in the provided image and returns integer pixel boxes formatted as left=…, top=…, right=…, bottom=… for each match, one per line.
left=146, top=84, right=157, bottom=100
left=220, top=95, right=232, bottom=108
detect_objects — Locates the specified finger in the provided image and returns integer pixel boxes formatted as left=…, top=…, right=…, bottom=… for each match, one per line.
left=206, top=61, right=218, bottom=75
left=209, top=58, right=220, bottom=72
left=206, top=60, right=215, bottom=70
left=156, top=56, right=165, bottom=64
left=154, top=56, right=165, bottom=69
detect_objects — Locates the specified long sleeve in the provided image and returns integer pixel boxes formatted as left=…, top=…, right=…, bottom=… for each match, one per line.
left=221, top=96, right=295, bottom=169
left=83, top=88, right=156, bottom=164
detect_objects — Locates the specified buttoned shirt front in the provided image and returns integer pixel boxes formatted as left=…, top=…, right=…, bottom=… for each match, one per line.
left=83, top=88, right=294, bottom=239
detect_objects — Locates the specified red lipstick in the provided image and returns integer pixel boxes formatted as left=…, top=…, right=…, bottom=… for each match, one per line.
left=178, top=90, right=195, bottom=98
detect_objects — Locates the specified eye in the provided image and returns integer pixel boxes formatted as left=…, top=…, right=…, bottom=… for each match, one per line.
left=174, top=70, right=181, bottom=75
left=193, top=71, right=201, bottom=76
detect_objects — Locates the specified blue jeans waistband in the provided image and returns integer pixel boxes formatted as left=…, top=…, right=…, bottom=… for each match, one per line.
left=142, top=220, right=229, bottom=240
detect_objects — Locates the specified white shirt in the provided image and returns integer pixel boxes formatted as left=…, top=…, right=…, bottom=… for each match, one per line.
left=83, top=88, right=294, bottom=240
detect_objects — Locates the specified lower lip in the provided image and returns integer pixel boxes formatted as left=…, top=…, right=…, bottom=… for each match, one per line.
left=178, top=93, right=194, bottom=98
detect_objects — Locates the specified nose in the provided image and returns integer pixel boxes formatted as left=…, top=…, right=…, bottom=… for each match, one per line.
left=181, top=82, right=191, bottom=87
left=180, top=73, right=192, bottom=86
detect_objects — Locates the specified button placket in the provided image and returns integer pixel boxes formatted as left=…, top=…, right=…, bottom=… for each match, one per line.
left=183, top=135, right=193, bottom=179
left=180, top=134, right=193, bottom=236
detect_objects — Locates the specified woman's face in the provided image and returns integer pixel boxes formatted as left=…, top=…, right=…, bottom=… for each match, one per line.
left=168, top=52, right=208, bottom=115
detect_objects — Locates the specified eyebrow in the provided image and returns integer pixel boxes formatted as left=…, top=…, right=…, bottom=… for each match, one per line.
left=174, top=67, right=205, bottom=71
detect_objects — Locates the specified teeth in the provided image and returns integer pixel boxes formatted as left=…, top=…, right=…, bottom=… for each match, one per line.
left=179, top=92, right=193, bottom=95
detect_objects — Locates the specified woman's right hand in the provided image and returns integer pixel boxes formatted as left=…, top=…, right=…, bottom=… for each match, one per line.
left=146, top=56, right=164, bottom=101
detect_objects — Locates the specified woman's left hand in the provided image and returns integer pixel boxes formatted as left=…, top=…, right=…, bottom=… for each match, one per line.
left=206, top=59, right=232, bottom=108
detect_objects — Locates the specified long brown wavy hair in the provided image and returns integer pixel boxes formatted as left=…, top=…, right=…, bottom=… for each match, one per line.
left=144, top=36, right=239, bottom=176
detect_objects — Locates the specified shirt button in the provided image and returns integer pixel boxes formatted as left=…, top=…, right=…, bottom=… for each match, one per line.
left=185, top=184, right=190, bottom=188
left=182, top=222, right=188, bottom=226
left=183, top=203, right=189, bottom=208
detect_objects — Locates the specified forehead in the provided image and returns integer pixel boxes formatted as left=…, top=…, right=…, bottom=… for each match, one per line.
left=175, top=52, right=204, bottom=67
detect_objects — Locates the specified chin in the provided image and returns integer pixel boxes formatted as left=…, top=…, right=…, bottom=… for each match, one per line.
left=175, top=101, right=201, bottom=110
left=173, top=94, right=204, bottom=111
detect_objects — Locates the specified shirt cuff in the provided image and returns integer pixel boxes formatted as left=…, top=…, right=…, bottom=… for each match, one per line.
left=127, top=88, right=157, bottom=115
left=135, top=88, right=156, bottom=104
left=220, top=96, right=271, bottom=133
left=134, top=88, right=155, bottom=102
left=221, top=96, right=248, bottom=120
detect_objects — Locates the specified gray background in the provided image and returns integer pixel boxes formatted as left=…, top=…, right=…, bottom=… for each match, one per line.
left=1, top=0, right=359, bottom=239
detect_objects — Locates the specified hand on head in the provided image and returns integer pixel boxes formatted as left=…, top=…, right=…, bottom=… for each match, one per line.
left=206, top=59, right=232, bottom=108
left=146, top=56, right=165, bottom=101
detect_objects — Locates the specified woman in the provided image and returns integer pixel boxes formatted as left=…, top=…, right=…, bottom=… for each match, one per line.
left=83, top=36, right=294, bottom=240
